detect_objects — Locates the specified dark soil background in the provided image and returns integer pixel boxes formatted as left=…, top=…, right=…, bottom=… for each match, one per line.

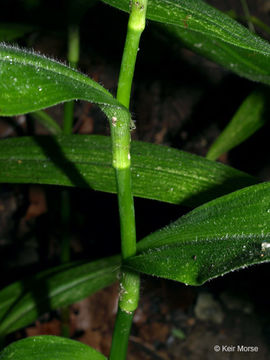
left=1, top=0, right=270, bottom=359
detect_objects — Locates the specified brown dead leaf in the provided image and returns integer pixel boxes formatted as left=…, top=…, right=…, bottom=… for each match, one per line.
left=71, top=283, right=119, bottom=357
left=24, top=186, right=47, bottom=221
left=25, top=318, right=61, bottom=337
left=76, top=103, right=94, bottom=134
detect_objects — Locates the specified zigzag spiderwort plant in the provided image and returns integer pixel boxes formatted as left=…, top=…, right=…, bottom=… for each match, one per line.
left=1, top=0, right=270, bottom=359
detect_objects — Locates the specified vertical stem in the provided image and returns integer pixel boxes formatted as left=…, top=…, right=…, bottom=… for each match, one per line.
left=63, top=101, right=75, bottom=135
left=63, top=24, right=80, bottom=134
left=109, top=1, right=148, bottom=359
left=67, top=25, right=80, bottom=68
left=60, top=21, right=80, bottom=339
left=116, top=0, right=147, bottom=109
left=109, top=308, right=133, bottom=358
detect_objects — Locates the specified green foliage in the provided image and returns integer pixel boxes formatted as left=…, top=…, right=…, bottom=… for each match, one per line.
left=0, top=336, right=106, bottom=360
left=0, top=43, right=130, bottom=131
left=1, top=0, right=270, bottom=358
left=125, top=182, right=270, bottom=285
left=0, top=135, right=258, bottom=206
left=102, top=0, right=270, bottom=84
left=207, top=88, right=270, bottom=160
left=0, top=256, right=120, bottom=336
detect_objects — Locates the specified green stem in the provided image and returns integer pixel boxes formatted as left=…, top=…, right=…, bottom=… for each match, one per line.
left=60, top=304, right=70, bottom=338
left=67, top=25, right=80, bottom=68
left=60, top=21, right=80, bottom=339
left=114, top=0, right=147, bottom=259
left=110, top=1, right=148, bottom=359
left=63, top=101, right=75, bottom=135
left=109, top=308, right=134, bottom=359
left=63, top=24, right=80, bottom=134
left=116, top=0, right=147, bottom=109
left=110, top=270, right=139, bottom=360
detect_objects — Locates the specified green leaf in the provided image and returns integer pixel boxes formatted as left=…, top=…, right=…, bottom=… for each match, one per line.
left=0, top=262, right=76, bottom=323
left=206, top=88, right=269, bottom=161
left=0, top=23, right=35, bottom=42
left=0, top=135, right=258, bottom=207
left=124, top=182, right=270, bottom=285
left=0, top=255, right=120, bottom=336
left=0, top=336, right=106, bottom=360
left=102, top=0, right=270, bottom=85
left=0, top=43, right=129, bottom=129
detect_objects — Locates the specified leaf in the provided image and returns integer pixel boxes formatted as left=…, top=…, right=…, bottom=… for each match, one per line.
left=0, top=336, right=106, bottom=360
left=102, top=0, right=270, bottom=85
left=0, top=43, right=129, bottom=128
left=0, top=23, right=35, bottom=42
left=0, top=135, right=258, bottom=207
left=206, top=88, right=270, bottom=161
left=124, top=182, right=270, bottom=285
left=0, top=255, right=120, bottom=336
left=0, top=262, right=75, bottom=323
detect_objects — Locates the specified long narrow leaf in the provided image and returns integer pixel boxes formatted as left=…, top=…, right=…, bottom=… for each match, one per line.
left=102, top=0, right=270, bottom=85
left=0, top=135, right=258, bottom=207
left=207, top=88, right=269, bottom=160
left=0, top=43, right=129, bottom=128
left=0, top=255, right=121, bottom=336
left=0, top=262, right=78, bottom=322
left=125, top=182, right=270, bottom=285
left=0, top=336, right=106, bottom=360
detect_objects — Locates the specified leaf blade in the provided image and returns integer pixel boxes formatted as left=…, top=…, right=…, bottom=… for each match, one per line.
left=0, top=135, right=258, bottom=207
left=0, top=255, right=121, bottom=336
left=206, top=88, right=269, bottom=161
left=102, top=0, right=270, bottom=84
left=0, top=43, right=129, bottom=132
left=0, top=336, right=106, bottom=360
left=124, top=182, right=270, bottom=285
